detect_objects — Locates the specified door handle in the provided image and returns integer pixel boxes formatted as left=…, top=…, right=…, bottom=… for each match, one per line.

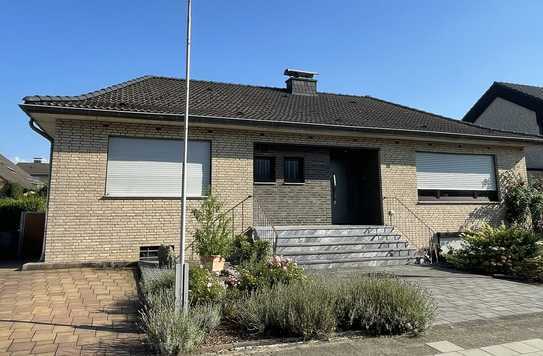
left=331, top=173, right=337, bottom=205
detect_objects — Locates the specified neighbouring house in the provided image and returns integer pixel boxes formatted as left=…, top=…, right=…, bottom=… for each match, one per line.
left=20, top=70, right=543, bottom=265
left=463, top=82, right=543, bottom=179
left=0, top=154, right=42, bottom=191
left=17, top=158, right=50, bottom=185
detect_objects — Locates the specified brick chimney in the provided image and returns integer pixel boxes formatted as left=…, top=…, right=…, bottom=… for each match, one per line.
left=284, top=69, right=318, bottom=96
left=33, top=157, right=42, bottom=163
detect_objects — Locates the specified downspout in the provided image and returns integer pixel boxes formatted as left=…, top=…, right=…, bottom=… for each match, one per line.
left=28, top=119, right=53, bottom=262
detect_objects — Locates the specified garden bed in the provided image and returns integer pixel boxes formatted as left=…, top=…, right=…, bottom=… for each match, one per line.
left=137, top=260, right=436, bottom=355
left=136, top=195, right=436, bottom=355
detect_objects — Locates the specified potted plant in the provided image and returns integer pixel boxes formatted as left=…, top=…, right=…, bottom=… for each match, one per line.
left=192, top=193, right=233, bottom=272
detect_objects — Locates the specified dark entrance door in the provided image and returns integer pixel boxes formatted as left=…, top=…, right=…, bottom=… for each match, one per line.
left=330, top=149, right=382, bottom=225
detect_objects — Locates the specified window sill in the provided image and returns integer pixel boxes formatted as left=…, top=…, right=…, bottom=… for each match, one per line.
left=283, top=182, right=305, bottom=186
left=102, top=196, right=208, bottom=200
left=254, top=182, right=276, bottom=185
left=417, top=200, right=500, bottom=205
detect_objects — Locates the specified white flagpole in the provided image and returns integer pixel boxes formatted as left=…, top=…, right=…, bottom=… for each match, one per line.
left=175, top=0, right=192, bottom=313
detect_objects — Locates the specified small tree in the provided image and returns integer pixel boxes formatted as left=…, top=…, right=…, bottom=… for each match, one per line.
left=191, top=193, right=233, bottom=257
left=501, top=172, right=543, bottom=231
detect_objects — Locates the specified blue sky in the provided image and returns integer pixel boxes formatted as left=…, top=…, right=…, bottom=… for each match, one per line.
left=2, top=1, right=542, bottom=162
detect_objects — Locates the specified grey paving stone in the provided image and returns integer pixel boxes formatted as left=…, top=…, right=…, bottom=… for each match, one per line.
left=427, top=341, right=464, bottom=353
left=481, top=345, right=520, bottom=356
left=523, top=339, right=543, bottom=351
left=501, top=342, right=540, bottom=354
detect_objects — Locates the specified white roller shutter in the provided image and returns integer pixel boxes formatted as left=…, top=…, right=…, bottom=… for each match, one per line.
left=416, top=152, right=496, bottom=191
left=106, top=137, right=210, bottom=197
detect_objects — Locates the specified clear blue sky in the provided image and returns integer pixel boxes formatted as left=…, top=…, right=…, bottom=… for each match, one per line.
left=2, top=0, right=542, bottom=162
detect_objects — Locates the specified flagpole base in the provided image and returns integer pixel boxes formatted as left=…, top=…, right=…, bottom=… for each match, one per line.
left=175, top=262, right=189, bottom=313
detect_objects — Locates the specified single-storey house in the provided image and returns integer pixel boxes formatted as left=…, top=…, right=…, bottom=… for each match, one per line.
left=20, top=70, right=543, bottom=266
left=0, top=154, right=42, bottom=191
left=463, top=82, right=543, bottom=179
left=17, top=158, right=50, bottom=185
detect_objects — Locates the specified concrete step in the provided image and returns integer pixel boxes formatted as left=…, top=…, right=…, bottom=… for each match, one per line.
left=282, top=248, right=416, bottom=262
left=298, top=256, right=416, bottom=269
left=252, top=225, right=415, bottom=269
left=276, top=241, right=409, bottom=253
left=273, top=225, right=395, bottom=238
left=275, top=233, right=401, bottom=245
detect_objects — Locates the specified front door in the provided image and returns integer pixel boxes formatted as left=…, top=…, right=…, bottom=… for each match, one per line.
left=330, top=157, right=350, bottom=224
left=330, top=149, right=383, bottom=225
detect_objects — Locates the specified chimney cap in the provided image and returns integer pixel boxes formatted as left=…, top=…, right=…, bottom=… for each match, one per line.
left=284, top=69, right=318, bottom=79
left=33, top=157, right=42, bottom=163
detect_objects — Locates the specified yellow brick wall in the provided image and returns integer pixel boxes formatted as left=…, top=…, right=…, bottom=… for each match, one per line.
left=44, top=119, right=527, bottom=261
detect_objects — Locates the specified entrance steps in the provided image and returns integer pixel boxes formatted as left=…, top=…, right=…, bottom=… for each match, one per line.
left=253, top=225, right=417, bottom=269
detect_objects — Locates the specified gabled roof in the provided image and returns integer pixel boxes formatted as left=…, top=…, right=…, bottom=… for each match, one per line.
left=463, top=82, right=543, bottom=132
left=0, top=155, right=42, bottom=189
left=21, top=75, right=543, bottom=143
left=17, top=162, right=50, bottom=176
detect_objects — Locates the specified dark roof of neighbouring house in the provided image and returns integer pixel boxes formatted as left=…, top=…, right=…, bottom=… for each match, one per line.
left=21, top=75, right=543, bottom=143
left=0, top=155, right=41, bottom=189
left=463, top=82, right=543, bottom=131
left=16, top=162, right=49, bottom=177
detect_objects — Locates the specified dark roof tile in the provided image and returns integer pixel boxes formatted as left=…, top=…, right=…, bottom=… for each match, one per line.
left=22, top=76, right=543, bottom=141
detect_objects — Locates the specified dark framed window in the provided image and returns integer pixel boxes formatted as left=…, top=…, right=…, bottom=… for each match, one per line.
left=254, top=157, right=275, bottom=182
left=284, top=157, right=304, bottom=183
left=418, top=190, right=498, bottom=202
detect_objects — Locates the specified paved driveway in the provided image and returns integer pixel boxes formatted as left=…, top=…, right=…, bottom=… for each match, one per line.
left=321, top=265, right=543, bottom=325
left=0, top=265, right=145, bottom=355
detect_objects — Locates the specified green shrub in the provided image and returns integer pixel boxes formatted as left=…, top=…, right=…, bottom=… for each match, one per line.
left=234, top=279, right=337, bottom=339
left=237, top=256, right=306, bottom=291
left=158, top=245, right=176, bottom=269
left=501, top=172, right=543, bottom=231
left=230, top=234, right=271, bottom=264
left=232, top=275, right=435, bottom=339
left=0, top=195, right=46, bottom=231
left=139, top=287, right=221, bottom=355
left=189, top=266, right=225, bottom=305
left=1, top=182, right=25, bottom=199
left=141, top=268, right=175, bottom=296
left=334, top=274, right=436, bottom=335
left=446, top=224, right=542, bottom=275
left=192, top=193, right=234, bottom=257
left=512, top=254, right=543, bottom=282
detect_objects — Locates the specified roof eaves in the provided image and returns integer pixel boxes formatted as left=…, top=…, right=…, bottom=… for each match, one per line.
left=20, top=103, right=543, bottom=144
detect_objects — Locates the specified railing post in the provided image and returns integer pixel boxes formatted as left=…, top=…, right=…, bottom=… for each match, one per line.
left=241, top=201, right=244, bottom=233
left=232, top=210, right=235, bottom=236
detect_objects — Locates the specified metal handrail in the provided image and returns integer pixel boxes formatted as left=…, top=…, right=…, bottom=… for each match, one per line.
left=186, top=194, right=253, bottom=253
left=383, top=196, right=438, bottom=262
left=383, top=196, right=436, bottom=233
left=252, top=196, right=278, bottom=254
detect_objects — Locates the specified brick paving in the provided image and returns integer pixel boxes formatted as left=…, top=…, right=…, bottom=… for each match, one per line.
left=0, top=266, right=146, bottom=355
left=319, top=265, right=543, bottom=326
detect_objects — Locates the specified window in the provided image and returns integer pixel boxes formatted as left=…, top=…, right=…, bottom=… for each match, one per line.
left=105, top=137, right=210, bottom=197
left=254, top=157, right=275, bottom=182
left=284, top=157, right=304, bottom=183
left=416, top=152, right=498, bottom=201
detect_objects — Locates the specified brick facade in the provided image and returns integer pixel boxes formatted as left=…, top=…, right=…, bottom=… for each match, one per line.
left=43, top=118, right=527, bottom=262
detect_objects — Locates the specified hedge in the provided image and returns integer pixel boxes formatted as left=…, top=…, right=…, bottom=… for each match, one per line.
left=0, top=195, right=46, bottom=231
